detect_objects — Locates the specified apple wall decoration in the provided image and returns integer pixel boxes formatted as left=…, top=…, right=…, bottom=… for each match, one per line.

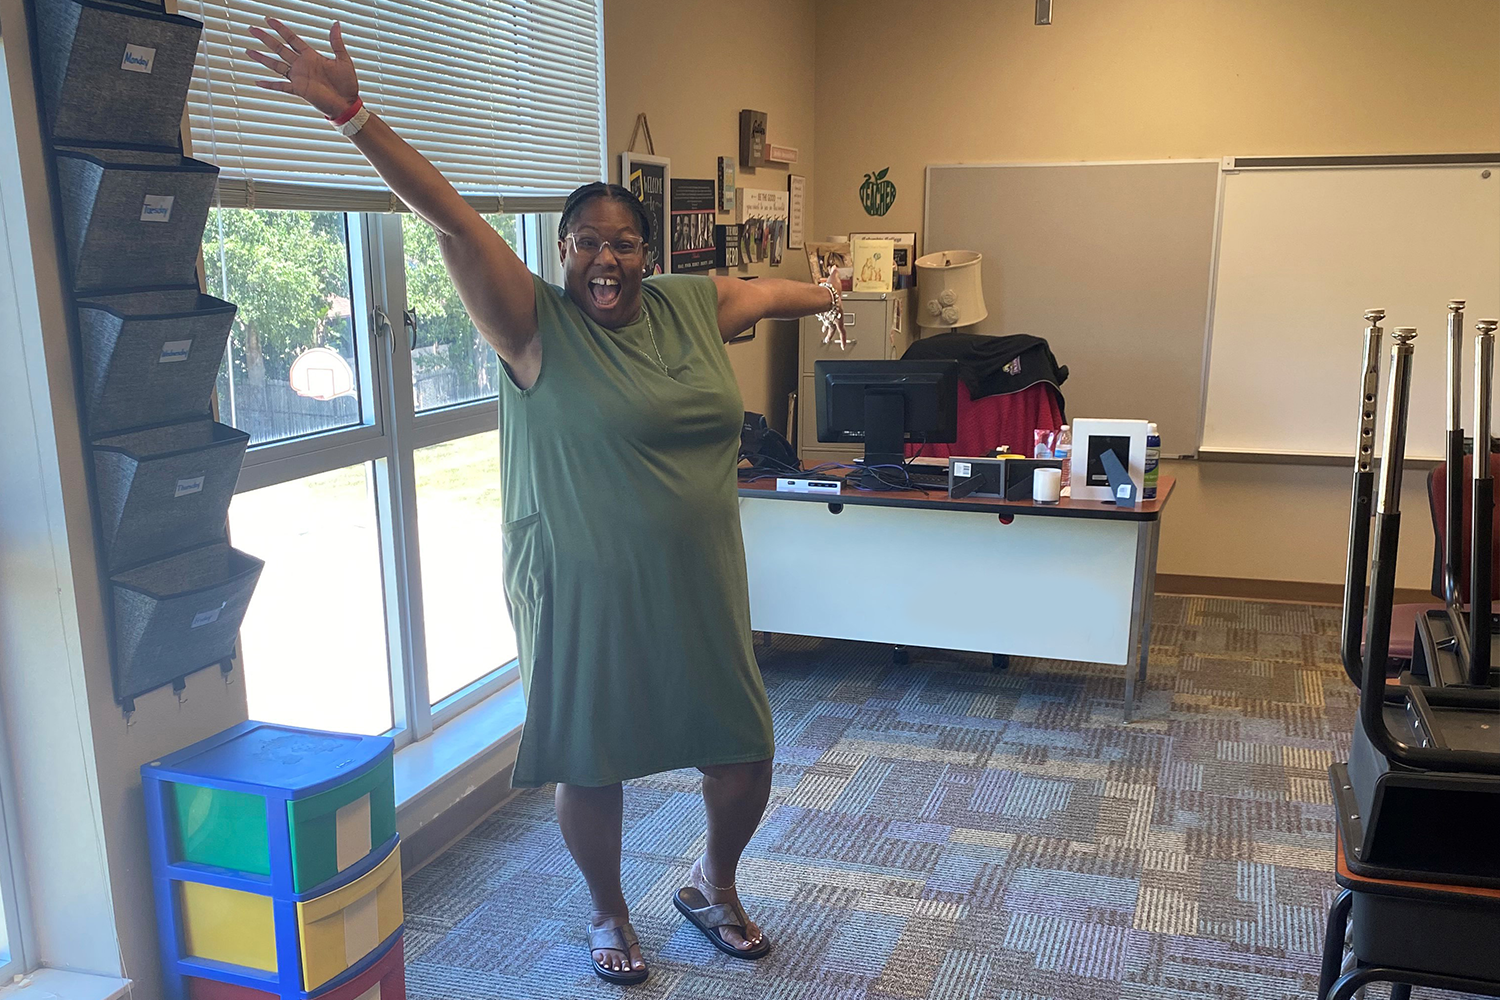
left=860, top=167, right=897, bottom=217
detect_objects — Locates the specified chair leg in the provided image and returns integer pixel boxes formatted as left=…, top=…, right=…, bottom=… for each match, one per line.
left=1328, top=968, right=1438, bottom=1000
left=1319, top=889, right=1355, bottom=1000
left=1328, top=967, right=1388, bottom=1000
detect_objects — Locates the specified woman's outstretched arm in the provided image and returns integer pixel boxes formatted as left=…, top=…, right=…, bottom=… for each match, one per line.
left=247, top=18, right=539, bottom=382
left=712, top=276, right=843, bottom=344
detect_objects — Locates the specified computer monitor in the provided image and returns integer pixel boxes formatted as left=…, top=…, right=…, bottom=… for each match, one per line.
left=814, top=359, right=959, bottom=469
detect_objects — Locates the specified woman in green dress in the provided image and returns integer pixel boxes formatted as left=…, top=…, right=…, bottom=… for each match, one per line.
left=248, top=17, right=846, bottom=985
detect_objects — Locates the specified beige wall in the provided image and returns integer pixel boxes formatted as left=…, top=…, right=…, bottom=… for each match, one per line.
left=603, top=0, right=817, bottom=431
left=813, top=0, right=1500, bottom=242
left=809, top=0, right=1499, bottom=589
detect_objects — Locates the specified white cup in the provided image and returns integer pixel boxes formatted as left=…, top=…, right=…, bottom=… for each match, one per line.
left=1033, top=467, right=1062, bottom=504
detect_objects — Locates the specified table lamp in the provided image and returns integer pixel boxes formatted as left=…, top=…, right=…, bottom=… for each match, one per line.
left=915, top=250, right=988, bottom=332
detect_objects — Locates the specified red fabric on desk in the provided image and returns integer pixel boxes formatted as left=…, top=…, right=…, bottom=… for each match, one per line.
left=906, top=381, right=1065, bottom=459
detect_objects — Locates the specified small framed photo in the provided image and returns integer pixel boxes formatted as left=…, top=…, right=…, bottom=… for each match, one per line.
left=849, top=231, right=917, bottom=277
left=805, top=241, right=852, bottom=286
left=1069, top=419, right=1150, bottom=502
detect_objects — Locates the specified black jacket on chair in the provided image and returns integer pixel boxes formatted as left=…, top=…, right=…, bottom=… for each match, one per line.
left=901, top=332, right=1069, bottom=406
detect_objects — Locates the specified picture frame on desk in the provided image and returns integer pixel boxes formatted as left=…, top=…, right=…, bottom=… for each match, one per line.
left=1069, top=418, right=1149, bottom=502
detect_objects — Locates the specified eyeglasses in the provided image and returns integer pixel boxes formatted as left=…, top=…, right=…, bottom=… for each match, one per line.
left=566, top=233, right=646, bottom=261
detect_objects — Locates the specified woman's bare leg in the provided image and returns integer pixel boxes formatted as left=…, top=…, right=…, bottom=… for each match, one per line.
left=555, top=782, right=645, bottom=973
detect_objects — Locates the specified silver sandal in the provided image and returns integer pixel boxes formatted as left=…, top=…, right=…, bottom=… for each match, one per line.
left=587, top=920, right=648, bottom=985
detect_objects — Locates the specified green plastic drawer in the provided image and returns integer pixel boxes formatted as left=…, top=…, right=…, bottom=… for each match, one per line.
left=166, top=756, right=395, bottom=891
left=169, top=782, right=272, bottom=877
left=286, top=755, right=396, bottom=892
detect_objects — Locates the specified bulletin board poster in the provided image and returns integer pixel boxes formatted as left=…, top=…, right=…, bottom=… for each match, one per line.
left=621, top=153, right=670, bottom=274
left=670, top=178, right=718, bottom=273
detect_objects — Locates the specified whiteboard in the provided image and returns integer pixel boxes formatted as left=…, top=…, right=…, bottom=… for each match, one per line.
left=925, top=161, right=1221, bottom=456
left=1202, top=162, right=1500, bottom=460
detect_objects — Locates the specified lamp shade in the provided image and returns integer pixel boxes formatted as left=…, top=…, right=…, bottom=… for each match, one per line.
left=915, top=250, right=988, bottom=330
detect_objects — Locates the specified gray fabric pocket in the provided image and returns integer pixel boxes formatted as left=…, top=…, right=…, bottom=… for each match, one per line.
left=93, top=418, right=249, bottom=571
left=36, top=0, right=201, bottom=148
left=78, top=286, right=235, bottom=436
left=55, top=145, right=218, bottom=292
left=111, top=541, right=263, bottom=702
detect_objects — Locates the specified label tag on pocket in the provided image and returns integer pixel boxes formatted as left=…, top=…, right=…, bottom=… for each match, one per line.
left=141, top=195, right=175, bottom=222
left=158, top=339, right=192, bottom=363
left=174, top=476, right=205, bottom=498
left=952, top=461, right=971, bottom=478
left=121, top=44, right=156, bottom=74
left=190, top=603, right=225, bottom=628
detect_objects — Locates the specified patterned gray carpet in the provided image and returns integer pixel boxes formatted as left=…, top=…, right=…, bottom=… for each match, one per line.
left=400, top=596, right=1384, bottom=999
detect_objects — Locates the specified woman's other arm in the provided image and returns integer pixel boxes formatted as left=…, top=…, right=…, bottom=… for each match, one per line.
left=248, top=19, right=539, bottom=384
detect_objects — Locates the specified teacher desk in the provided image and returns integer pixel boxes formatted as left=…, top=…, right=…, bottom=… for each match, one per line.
left=737, top=475, right=1175, bottom=722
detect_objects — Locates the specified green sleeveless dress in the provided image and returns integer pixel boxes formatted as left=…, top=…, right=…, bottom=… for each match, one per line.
left=501, top=274, right=776, bottom=788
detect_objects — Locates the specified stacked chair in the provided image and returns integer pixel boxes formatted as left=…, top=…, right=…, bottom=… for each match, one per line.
left=1328, top=305, right=1500, bottom=999
left=142, top=722, right=406, bottom=1000
left=34, top=0, right=262, bottom=711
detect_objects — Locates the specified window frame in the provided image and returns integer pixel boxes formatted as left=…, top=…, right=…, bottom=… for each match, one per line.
left=227, top=208, right=559, bottom=749
left=0, top=692, right=31, bottom=981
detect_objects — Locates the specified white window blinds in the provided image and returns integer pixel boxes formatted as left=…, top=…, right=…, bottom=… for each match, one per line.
left=178, top=0, right=605, bottom=212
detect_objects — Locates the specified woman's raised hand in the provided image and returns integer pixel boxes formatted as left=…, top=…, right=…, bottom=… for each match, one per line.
left=246, top=18, right=359, bottom=120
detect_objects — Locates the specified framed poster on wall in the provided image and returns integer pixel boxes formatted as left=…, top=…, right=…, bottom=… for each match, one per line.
left=787, top=174, right=806, bottom=249
left=620, top=152, right=671, bottom=274
left=670, top=178, right=718, bottom=273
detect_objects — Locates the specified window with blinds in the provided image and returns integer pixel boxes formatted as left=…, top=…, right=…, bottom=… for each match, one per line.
left=179, top=0, right=605, bottom=212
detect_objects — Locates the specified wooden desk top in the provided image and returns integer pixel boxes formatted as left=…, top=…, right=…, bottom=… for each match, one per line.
left=739, top=474, right=1175, bottom=522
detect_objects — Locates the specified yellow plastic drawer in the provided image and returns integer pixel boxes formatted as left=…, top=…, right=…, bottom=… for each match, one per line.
left=295, top=841, right=403, bottom=991
left=178, top=881, right=277, bottom=972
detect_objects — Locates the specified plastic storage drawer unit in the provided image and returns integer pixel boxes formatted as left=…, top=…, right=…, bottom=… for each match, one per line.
left=183, top=932, right=406, bottom=1000
left=93, top=419, right=249, bottom=571
left=54, top=145, right=217, bottom=291
left=78, top=286, right=236, bottom=436
left=143, top=723, right=401, bottom=1000
left=111, top=541, right=263, bottom=701
left=35, top=0, right=202, bottom=148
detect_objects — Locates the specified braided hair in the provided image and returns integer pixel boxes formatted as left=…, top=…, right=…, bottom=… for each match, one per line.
left=557, top=182, right=652, bottom=244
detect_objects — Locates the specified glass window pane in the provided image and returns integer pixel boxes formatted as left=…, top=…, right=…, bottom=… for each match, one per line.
left=403, top=213, right=520, bottom=413
left=0, top=879, right=11, bottom=971
left=229, top=465, right=394, bottom=735
left=414, top=431, right=515, bottom=704
left=205, top=209, right=362, bottom=446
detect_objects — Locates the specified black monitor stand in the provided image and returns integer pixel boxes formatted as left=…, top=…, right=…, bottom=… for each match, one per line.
left=862, top=389, right=907, bottom=470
